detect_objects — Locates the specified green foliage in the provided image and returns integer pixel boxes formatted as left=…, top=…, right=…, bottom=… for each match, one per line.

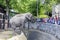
left=39, top=15, right=48, bottom=18
left=57, top=0, right=60, bottom=4
left=0, top=0, right=6, bottom=7
left=0, top=0, right=59, bottom=17
left=28, top=0, right=37, bottom=16
left=39, top=0, right=57, bottom=17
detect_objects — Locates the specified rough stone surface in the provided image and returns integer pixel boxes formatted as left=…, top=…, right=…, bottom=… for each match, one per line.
left=38, top=22, right=60, bottom=40
left=27, top=30, right=59, bottom=40
left=25, top=22, right=60, bottom=40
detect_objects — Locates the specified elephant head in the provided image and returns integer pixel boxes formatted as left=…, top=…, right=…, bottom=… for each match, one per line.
left=25, top=13, right=36, bottom=23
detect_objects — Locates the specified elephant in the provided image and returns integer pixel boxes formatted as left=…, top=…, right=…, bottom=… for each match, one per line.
left=9, top=12, right=36, bottom=36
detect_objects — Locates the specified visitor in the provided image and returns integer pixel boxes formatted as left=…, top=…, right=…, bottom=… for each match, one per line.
left=54, top=15, right=58, bottom=24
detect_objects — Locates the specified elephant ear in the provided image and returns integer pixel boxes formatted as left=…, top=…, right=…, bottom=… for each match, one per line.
left=25, top=13, right=32, bottom=20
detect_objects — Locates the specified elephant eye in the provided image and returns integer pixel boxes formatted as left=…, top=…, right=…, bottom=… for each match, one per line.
left=28, top=15, right=30, bottom=17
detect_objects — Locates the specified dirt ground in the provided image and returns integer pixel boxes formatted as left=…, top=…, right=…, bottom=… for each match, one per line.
left=0, top=30, right=27, bottom=40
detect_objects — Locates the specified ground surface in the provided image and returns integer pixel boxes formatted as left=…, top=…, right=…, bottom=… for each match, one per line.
left=0, top=29, right=59, bottom=40
left=0, top=30, right=27, bottom=40
left=0, top=22, right=60, bottom=40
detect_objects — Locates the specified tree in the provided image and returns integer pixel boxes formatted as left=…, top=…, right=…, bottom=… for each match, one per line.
left=39, top=0, right=57, bottom=17
left=0, top=0, right=59, bottom=17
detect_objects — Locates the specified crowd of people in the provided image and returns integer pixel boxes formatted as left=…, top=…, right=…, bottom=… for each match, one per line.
left=36, top=15, right=60, bottom=25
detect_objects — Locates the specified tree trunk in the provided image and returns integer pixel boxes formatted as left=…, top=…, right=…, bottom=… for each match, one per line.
left=5, top=0, right=10, bottom=30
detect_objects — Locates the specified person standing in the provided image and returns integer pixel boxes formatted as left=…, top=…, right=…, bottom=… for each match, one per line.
left=54, top=15, right=58, bottom=24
